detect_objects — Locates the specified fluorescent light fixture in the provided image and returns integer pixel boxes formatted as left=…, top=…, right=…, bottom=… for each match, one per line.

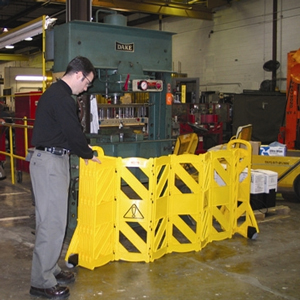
left=5, top=45, right=14, bottom=49
left=24, top=37, right=33, bottom=41
left=15, top=75, right=47, bottom=81
left=0, top=16, right=56, bottom=50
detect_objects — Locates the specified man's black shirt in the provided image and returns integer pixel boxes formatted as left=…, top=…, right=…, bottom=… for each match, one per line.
left=32, top=80, right=93, bottom=159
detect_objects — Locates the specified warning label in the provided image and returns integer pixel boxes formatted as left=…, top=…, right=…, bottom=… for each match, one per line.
left=124, top=204, right=144, bottom=219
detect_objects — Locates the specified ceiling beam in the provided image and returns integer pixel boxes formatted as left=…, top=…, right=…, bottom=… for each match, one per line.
left=43, top=0, right=213, bottom=20
left=0, top=53, right=29, bottom=61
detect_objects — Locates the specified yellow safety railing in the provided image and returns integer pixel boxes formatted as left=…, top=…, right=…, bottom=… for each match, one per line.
left=66, top=139, right=259, bottom=270
left=0, top=117, right=33, bottom=184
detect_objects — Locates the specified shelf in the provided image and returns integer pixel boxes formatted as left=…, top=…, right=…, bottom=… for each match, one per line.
left=98, top=103, right=152, bottom=108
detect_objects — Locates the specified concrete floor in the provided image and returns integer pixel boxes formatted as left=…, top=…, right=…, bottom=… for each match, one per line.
left=1, top=160, right=300, bottom=300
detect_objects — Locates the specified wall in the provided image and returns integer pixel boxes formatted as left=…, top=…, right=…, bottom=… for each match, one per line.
left=1, top=0, right=299, bottom=100
left=4, top=67, right=44, bottom=91
left=133, top=0, right=300, bottom=94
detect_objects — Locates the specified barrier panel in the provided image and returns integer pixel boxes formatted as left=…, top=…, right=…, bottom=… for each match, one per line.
left=66, top=140, right=259, bottom=270
left=168, top=153, right=204, bottom=253
left=114, top=156, right=155, bottom=263
left=66, top=147, right=117, bottom=269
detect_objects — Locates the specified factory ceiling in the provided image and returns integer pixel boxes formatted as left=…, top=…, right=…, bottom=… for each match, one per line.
left=0, top=0, right=231, bottom=58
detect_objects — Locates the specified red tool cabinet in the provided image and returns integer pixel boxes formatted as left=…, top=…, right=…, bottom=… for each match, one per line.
left=15, top=91, right=41, bottom=181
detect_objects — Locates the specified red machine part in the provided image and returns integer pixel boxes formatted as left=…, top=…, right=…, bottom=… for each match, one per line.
left=180, top=114, right=223, bottom=154
left=15, top=91, right=41, bottom=174
left=0, top=102, right=7, bottom=161
left=278, top=49, right=300, bottom=149
left=132, top=79, right=163, bottom=92
left=0, top=125, right=5, bottom=161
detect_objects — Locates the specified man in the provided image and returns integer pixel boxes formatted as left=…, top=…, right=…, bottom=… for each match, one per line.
left=29, top=56, right=101, bottom=299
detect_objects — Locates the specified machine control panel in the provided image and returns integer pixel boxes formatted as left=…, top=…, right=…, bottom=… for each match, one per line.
left=132, top=79, right=163, bottom=92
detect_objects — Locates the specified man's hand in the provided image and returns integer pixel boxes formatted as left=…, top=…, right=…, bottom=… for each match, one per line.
left=84, top=145, right=102, bottom=165
left=84, top=155, right=101, bottom=165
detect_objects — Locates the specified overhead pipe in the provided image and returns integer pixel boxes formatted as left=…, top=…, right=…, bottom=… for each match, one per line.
left=272, top=0, right=278, bottom=91
left=66, top=0, right=92, bottom=22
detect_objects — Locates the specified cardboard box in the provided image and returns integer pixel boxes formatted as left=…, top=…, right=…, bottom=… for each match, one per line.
left=239, top=168, right=265, bottom=194
left=254, top=169, right=278, bottom=193
left=214, top=168, right=272, bottom=195
left=260, top=145, right=286, bottom=156
left=250, top=141, right=261, bottom=155
left=241, top=141, right=261, bottom=155
left=249, top=170, right=265, bottom=194
left=260, top=146, right=270, bottom=155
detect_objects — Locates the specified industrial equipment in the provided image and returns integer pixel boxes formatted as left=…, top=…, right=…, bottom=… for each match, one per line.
left=278, top=49, right=300, bottom=149
left=171, top=77, right=200, bottom=138
left=49, top=18, right=175, bottom=234
left=0, top=102, right=7, bottom=165
left=52, top=20, right=174, bottom=158
left=252, top=49, right=300, bottom=200
left=233, top=91, right=286, bottom=144
left=252, top=151, right=300, bottom=200
left=172, top=88, right=226, bottom=154
left=171, top=77, right=199, bottom=104
left=0, top=130, right=5, bottom=174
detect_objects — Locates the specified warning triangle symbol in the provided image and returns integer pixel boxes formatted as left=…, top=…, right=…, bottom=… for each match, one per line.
left=124, top=204, right=144, bottom=219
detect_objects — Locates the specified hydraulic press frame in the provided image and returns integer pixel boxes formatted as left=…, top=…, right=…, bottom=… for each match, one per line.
left=52, top=20, right=175, bottom=234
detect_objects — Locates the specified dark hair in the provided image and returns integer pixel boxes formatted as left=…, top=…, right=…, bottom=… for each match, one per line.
left=64, top=56, right=96, bottom=77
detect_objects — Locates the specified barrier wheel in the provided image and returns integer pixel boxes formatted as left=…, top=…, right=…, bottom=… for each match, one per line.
left=247, top=226, right=258, bottom=240
left=66, top=253, right=78, bottom=268
left=293, top=174, right=300, bottom=202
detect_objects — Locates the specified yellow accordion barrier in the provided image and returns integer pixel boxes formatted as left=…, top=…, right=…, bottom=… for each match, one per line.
left=65, top=140, right=259, bottom=270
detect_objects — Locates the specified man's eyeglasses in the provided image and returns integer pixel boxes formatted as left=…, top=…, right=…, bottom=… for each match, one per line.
left=82, top=73, right=92, bottom=88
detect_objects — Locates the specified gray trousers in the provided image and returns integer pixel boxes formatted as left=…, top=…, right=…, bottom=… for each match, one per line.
left=29, top=149, right=70, bottom=288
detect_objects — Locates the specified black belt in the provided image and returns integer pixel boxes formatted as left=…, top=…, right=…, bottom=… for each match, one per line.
left=36, top=146, right=70, bottom=156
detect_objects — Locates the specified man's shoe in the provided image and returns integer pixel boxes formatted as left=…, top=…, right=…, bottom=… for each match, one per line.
left=55, top=270, right=75, bottom=285
left=29, top=284, right=70, bottom=299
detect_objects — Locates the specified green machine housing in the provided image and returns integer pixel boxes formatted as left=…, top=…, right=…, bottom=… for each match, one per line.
left=52, top=20, right=175, bottom=235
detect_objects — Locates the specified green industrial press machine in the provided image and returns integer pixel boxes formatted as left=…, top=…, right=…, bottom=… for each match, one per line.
left=50, top=18, right=175, bottom=235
